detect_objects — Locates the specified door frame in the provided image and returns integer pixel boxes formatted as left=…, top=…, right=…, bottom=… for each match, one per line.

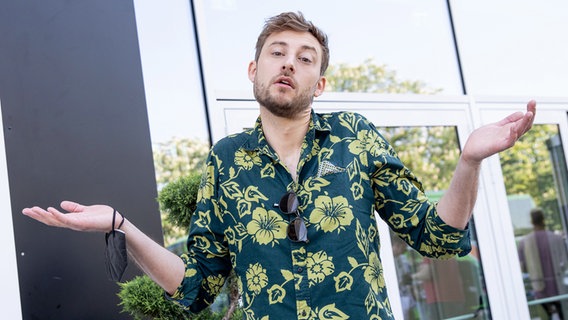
left=214, top=92, right=568, bottom=319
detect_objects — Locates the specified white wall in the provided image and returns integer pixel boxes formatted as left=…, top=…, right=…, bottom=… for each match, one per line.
left=0, top=98, right=22, bottom=319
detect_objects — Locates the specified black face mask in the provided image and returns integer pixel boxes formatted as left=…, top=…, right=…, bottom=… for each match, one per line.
left=104, top=209, right=127, bottom=281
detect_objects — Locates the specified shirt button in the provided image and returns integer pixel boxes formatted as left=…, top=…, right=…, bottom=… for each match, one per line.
left=301, top=310, right=307, bottom=316
left=297, top=267, right=303, bottom=273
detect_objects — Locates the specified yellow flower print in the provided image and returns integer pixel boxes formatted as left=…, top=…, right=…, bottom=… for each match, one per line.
left=400, top=198, right=423, bottom=215
left=347, top=129, right=381, bottom=156
left=441, top=232, right=463, bottom=245
left=197, top=164, right=215, bottom=201
left=368, top=222, right=377, bottom=242
left=307, top=251, right=335, bottom=286
left=225, top=227, right=236, bottom=245
left=246, top=263, right=268, bottom=295
left=236, top=199, right=252, bottom=218
left=194, top=210, right=211, bottom=228
left=192, top=235, right=211, bottom=251
left=304, top=176, right=331, bottom=193
left=310, top=195, right=354, bottom=233
left=267, top=284, right=286, bottom=304
left=260, top=162, right=275, bottom=178
left=334, top=271, right=353, bottom=292
left=388, top=213, right=405, bottom=229
left=317, top=303, right=349, bottom=320
left=185, top=268, right=197, bottom=278
left=350, top=182, right=364, bottom=200
left=364, top=252, right=385, bottom=294
left=291, top=247, right=307, bottom=265
left=234, top=149, right=261, bottom=170
left=206, top=274, right=226, bottom=296
left=246, top=207, right=288, bottom=246
left=243, top=185, right=269, bottom=203
left=243, top=308, right=256, bottom=320
left=395, top=173, right=415, bottom=196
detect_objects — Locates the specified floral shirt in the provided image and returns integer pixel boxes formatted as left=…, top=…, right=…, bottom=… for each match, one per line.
left=169, top=111, right=471, bottom=319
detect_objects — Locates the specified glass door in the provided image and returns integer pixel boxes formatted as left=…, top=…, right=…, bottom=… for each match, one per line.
left=380, top=125, right=489, bottom=319
left=480, top=101, right=568, bottom=320
left=218, top=95, right=568, bottom=319
left=306, top=96, right=489, bottom=320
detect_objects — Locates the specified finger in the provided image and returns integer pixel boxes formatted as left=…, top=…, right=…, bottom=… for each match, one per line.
left=22, top=206, right=66, bottom=228
left=47, top=206, right=90, bottom=231
left=496, top=111, right=524, bottom=126
left=60, top=200, right=86, bottom=213
left=514, top=108, right=535, bottom=137
left=521, top=110, right=535, bottom=134
left=526, top=99, right=537, bottom=116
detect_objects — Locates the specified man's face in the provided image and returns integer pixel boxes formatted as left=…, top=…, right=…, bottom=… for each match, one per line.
left=248, top=30, right=326, bottom=119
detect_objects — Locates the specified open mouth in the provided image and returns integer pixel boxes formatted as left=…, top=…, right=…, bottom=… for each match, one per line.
left=275, top=76, right=295, bottom=89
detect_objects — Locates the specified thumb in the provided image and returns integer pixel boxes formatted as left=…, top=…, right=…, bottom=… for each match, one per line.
left=60, top=201, right=87, bottom=213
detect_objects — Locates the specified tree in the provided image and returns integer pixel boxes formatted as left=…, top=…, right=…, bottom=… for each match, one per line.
left=325, top=58, right=441, bottom=94
left=383, top=126, right=460, bottom=192
left=153, top=137, right=209, bottom=188
left=500, top=125, right=561, bottom=233
left=152, top=137, right=209, bottom=246
left=325, top=58, right=456, bottom=192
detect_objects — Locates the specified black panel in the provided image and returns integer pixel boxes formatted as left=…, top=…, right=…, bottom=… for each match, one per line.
left=0, top=0, right=163, bottom=319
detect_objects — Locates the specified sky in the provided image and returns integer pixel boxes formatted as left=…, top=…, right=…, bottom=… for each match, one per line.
left=133, top=0, right=568, bottom=143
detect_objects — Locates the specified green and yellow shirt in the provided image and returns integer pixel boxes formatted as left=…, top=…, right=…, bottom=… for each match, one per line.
left=169, top=111, right=471, bottom=319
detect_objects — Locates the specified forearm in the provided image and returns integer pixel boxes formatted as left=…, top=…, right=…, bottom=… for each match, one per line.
left=120, top=219, right=185, bottom=295
left=436, top=156, right=481, bottom=229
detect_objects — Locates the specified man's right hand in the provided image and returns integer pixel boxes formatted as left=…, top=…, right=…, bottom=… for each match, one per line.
left=22, top=201, right=123, bottom=233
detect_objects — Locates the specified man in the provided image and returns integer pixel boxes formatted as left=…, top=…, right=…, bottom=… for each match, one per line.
left=518, top=208, right=568, bottom=319
left=23, top=11, right=536, bottom=319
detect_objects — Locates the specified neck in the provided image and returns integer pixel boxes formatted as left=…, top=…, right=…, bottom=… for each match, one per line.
left=260, top=107, right=311, bottom=180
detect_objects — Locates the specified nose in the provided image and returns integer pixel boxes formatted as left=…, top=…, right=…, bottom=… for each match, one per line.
left=282, top=58, right=295, bottom=73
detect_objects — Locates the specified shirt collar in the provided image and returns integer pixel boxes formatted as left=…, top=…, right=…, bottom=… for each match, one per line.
left=241, top=109, right=331, bottom=153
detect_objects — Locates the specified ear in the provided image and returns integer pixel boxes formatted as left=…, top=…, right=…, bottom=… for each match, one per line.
left=314, top=76, right=327, bottom=97
left=247, top=61, right=257, bottom=82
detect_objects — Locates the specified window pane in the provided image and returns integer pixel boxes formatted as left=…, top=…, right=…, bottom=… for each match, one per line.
left=501, top=124, right=568, bottom=319
left=381, top=125, right=490, bottom=319
left=135, top=1, right=209, bottom=143
left=451, top=0, right=568, bottom=96
left=199, top=0, right=463, bottom=94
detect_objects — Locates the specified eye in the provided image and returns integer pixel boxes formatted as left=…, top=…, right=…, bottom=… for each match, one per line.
left=299, top=56, right=313, bottom=64
left=272, top=51, right=284, bottom=57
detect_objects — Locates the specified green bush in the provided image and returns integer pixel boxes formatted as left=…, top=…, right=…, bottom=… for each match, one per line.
left=157, top=172, right=202, bottom=229
left=118, top=275, right=243, bottom=320
left=117, top=275, right=189, bottom=320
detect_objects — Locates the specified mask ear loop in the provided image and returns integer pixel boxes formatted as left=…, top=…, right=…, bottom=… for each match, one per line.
left=105, top=209, right=127, bottom=281
left=111, top=209, right=125, bottom=231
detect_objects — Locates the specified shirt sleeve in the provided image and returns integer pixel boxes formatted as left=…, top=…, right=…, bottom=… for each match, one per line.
left=367, top=120, right=471, bottom=259
left=166, top=150, right=232, bottom=313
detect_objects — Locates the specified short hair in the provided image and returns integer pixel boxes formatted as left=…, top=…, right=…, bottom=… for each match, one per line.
left=530, top=207, right=545, bottom=227
left=254, top=11, right=330, bottom=76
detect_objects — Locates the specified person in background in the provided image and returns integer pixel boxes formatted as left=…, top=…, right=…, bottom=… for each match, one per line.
left=22, top=11, right=536, bottom=319
left=519, top=208, right=568, bottom=319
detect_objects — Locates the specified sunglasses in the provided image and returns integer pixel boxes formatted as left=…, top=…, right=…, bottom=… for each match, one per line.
left=277, top=190, right=309, bottom=243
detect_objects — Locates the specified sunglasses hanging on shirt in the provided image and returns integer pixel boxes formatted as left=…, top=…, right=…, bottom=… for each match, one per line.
left=277, top=190, right=309, bottom=243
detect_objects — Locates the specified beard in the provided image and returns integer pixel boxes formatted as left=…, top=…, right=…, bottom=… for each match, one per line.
left=253, top=77, right=315, bottom=119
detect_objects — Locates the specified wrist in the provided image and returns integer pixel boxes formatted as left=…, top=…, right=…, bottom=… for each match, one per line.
left=110, top=209, right=126, bottom=232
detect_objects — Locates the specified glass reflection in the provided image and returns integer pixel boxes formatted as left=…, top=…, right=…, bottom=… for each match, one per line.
left=501, top=124, right=568, bottom=319
left=382, top=125, right=490, bottom=319
left=199, top=0, right=463, bottom=94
